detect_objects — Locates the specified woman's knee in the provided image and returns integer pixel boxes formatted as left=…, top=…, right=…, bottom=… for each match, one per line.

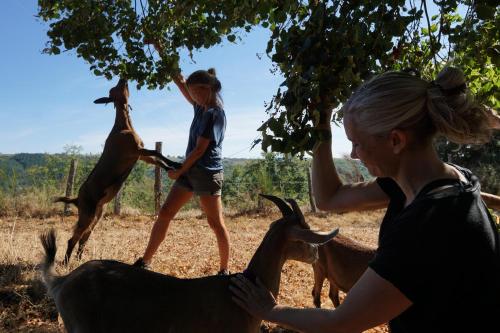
left=158, top=203, right=179, bottom=220
left=207, top=216, right=227, bottom=233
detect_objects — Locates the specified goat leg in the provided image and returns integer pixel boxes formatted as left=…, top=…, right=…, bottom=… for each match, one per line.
left=139, top=149, right=182, bottom=170
left=312, top=262, right=325, bottom=308
left=64, top=235, right=80, bottom=265
left=328, top=279, right=341, bottom=308
left=76, top=208, right=103, bottom=260
left=138, top=155, right=174, bottom=172
left=64, top=210, right=96, bottom=265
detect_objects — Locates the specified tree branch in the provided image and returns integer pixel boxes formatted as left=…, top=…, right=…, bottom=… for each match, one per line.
left=138, top=0, right=154, bottom=59
left=423, top=0, right=438, bottom=70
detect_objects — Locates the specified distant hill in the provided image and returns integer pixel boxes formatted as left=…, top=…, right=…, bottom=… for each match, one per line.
left=0, top=153, right=260, bottom=188
left=0, top=153, right=371, bottom=190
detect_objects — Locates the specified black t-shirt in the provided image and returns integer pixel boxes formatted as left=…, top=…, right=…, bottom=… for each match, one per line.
left=369, top=165, right=500, bottom=333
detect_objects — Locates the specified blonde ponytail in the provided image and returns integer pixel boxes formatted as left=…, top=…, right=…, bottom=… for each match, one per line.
left=427, top=67, right=491, bottom=144
left=343, top=67, right=492, bottom=145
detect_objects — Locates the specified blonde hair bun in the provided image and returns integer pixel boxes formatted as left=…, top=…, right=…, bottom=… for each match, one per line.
left=208, top=68, right=217, bottom=76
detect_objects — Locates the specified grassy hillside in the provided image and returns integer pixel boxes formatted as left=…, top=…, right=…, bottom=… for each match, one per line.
left=0, top=153, right=370, bottom=217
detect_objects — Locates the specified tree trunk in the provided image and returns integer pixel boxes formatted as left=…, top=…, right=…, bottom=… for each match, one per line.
left=307, top=167, right=317, bottom=213
left=64, top=159, right=77, bottom=215
left=155, top=142, right=163, bottom=215
left=114, top=187, right=122, bottom=215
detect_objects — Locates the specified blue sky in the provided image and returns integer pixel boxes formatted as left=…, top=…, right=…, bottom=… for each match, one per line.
left=0, top=1, right=352, bottom=158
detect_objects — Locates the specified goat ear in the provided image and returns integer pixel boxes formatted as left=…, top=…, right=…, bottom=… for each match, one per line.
left=260, top=194, right=293, bottom=216
left=94, top=97, right=114, bottom=104
left=285, top=199, right=309, bottom=229
left=288, top=226, right=339, bottom=244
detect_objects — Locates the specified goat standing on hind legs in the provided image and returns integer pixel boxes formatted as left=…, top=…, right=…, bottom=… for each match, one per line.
left=55, top=78, right=182, bottom=265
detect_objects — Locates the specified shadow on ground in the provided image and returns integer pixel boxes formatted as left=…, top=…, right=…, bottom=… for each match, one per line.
left=0, top=263, right=60, bottom=332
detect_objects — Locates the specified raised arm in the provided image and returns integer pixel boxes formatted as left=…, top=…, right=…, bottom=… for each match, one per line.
left=481, top=192, right=500, bottom=211
left=145, top=39, right=194, bottom=105
left=312, top=111, right=389, bottom=213
left=172, top=73, right=195, bottom=105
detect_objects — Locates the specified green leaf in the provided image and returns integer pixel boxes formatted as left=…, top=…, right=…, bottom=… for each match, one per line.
left=475, top=4, right=495, bottom=20
left=36, top=0, right=498, bottom=156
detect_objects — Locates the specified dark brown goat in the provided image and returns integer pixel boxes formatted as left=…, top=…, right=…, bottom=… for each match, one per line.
left=40, top=195, right=339, bottom=333
left=55, top=79, right=181, bottom=264
left=312, top=233, right=376, bottom=308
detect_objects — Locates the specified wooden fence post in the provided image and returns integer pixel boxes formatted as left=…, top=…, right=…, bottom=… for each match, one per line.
left=64, top=159, right=77, bottom=215
left=114, top=187, right=122, bottom=215
left=307, top=167, right=317, bottom=213
left=154, top=142, right=163, bottom=215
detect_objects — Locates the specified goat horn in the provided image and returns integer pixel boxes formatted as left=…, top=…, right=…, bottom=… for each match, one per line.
left=94, top=97, right=114, bottom=104
left=285, top=199, right=309, bottom=229
left=288, top=227, right=339, bottom=244
left=260, top=194, right=293, bottom=216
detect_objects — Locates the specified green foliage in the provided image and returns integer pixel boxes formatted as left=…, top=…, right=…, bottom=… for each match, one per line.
left=222, top=153, right=310, bottom=211
left=0, top=152, right=369, bottom=216
left=435, top=133, right=500, bottom=194
left=38, top=1, right=499, bottom=155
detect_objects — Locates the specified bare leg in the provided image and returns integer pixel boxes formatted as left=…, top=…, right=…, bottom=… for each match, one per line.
left=142, top=186, right=193, bottom=264
left=312, top=262, right=325, bottom=308
left=199, top=194, right=230, bottom=271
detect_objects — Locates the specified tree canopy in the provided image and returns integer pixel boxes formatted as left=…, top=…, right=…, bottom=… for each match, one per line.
left=38, top=0, right=499, bottom=155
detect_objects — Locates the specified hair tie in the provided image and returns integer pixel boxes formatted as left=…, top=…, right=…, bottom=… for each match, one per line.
left=429, top=81, right=467, bottom=96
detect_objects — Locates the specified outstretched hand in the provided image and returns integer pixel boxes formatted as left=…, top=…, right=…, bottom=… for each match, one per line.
left=144, top=38, right=185, bottom=86
left=144, top=38, right=162, bottom=52
left=173, top=73, right=186, bottom=85
left=230, top=274, right=277, bottom=321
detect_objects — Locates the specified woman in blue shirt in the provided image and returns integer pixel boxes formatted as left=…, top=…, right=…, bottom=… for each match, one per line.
left=135, top=68, right=230, bottom=275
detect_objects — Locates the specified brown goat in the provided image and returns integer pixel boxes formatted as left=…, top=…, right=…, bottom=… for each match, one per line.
left=55, top=79, right=181, bottom=264
left=40, top=195, right=339, bottom=333
left=312, top=233, right=376, bottom=308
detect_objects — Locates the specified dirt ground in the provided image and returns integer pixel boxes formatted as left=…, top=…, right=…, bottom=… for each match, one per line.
left=0, top=207, right=387, bottom=333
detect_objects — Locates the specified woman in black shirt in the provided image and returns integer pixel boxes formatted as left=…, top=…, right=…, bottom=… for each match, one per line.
left=230, top=67, right=500, bottom=332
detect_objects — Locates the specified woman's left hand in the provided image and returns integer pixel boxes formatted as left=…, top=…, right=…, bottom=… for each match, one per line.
left=167, top=169, right=183, bottom=180
left=230, top=274, right=277, bottom=321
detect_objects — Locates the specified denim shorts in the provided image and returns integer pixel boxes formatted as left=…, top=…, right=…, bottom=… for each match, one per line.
left=173, top=166, right=224, bottom=196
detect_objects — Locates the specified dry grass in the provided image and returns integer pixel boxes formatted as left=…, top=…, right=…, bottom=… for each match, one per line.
left=0, top=208, right=388, bottom=333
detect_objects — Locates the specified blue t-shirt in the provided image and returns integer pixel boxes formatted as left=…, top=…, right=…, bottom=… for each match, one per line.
left=185, top=104, right=226, bottom=171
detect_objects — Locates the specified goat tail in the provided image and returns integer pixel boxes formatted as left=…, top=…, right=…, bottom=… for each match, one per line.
left=54, top=196, right=78, bottom=207
left=40, top=229, right=64, bottom=297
